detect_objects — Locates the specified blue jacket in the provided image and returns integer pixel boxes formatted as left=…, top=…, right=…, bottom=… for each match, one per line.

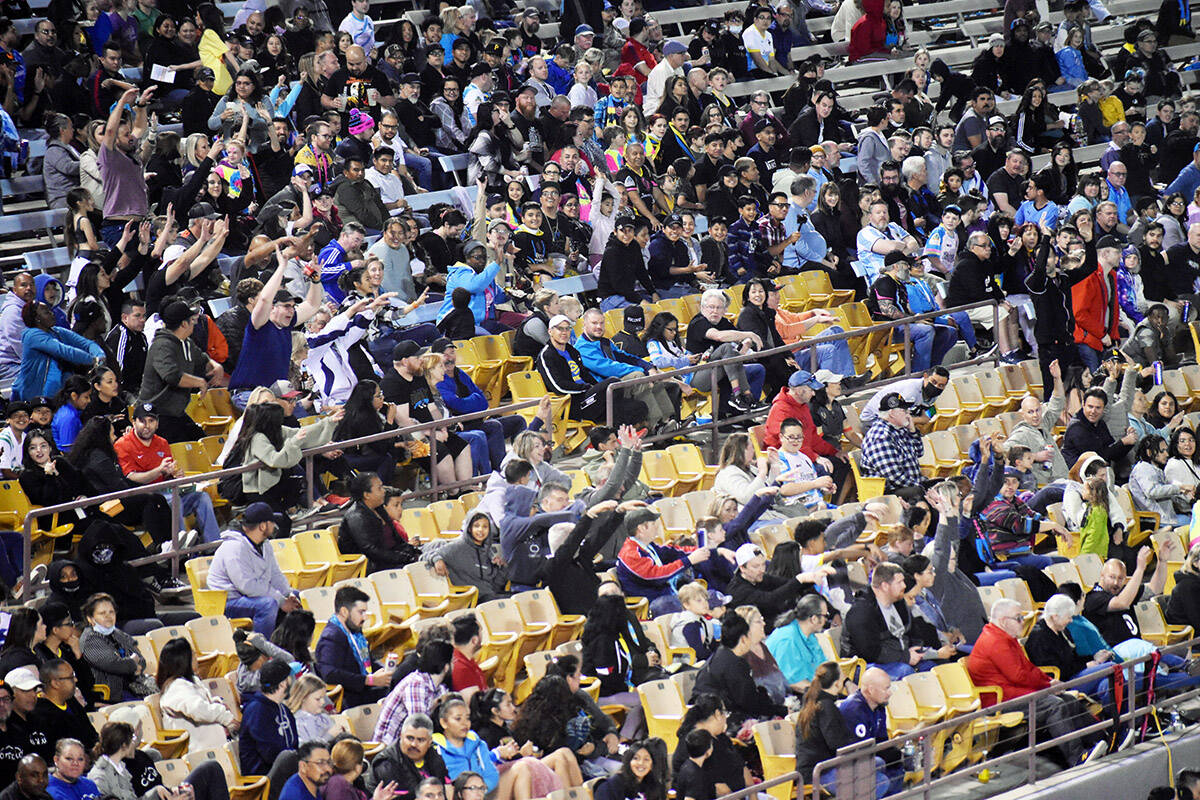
left=47, top=776, right=101, bottom=800
left=1166, top=163, right=1200, bottom=200
left=34, top=274, right=67, bottom=327
left=240, top=692, right=298, bottom=776
left=574, top=334, right=652, bottom=380
left=1056, top=47, right=1088, bottom=86
left=498, top=484, right=579, bottom=585
left=837, top=690, right=889, bottom=744
left=433, top=731, right=501, bottom=789
left=727, top=218, right=764, bottom=279
left=52, top=404, right=83, bottom=452
left=437, top=261, right=502, bottom=324
left=436, top=367, right=489, bottom=415
left=12, top=325, right=104, bottom=401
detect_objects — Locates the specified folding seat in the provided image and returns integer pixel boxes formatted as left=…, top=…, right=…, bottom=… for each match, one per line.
left=403, top=561, right=478, bottom=611
left=654, top=496, right=695, bottom=540
left=1160, top=371, right=1194, bottom=412
left=149, top=626, right=219, bottom=677
left=370, top=569, right=451, bottom=621
left=666, top=444, right=718, bottom=490
left=475, top=598, right=551, bottom=692
left=299, top=586, right=336, bottom=644
left=186, top=557, right=228, bottom=618
left=642, top=613, right=697, bottom=666
left=269, top=539, right=329, bottom=589
left=1019, top=359, right=1044, bottom=397
left=507, top=371, right=589, bottom=450
left=640, top=450, right=688, bottom=496
left=155, top=760, right=191, bottom=789
left=1043, top=561, right=1083, bottom=587
left=201, top=676, right=242, bottom=723
left=293, top=528, right=366, bottom=583
left=1180, top=364, right=1200, bottom=399
left=473, top=334, right=533, bottom=404
left=333, top=577, right=416, bottom=651
left=515, top=650, right=556, bottom=703
left=105, top=700, right=188, bottom=758
left=200, top=435, right=227, bottom=467
left=637, top=680, right=686, bottom=749
left=1134, top=600, right=1193, bottom=646
left=755, top=524, right=791, bottom=558
left=428, top=499, right=466, bottom=536
left=799, top=269, right=854, bottom=307
left=1115, top=487, right=1159, bottom=547
left=186, top=616, right=245, bottom=677
left=337, top=704, right=386, bottom=756
left=754, top=719, right=802, bottom=800
left=185, top=745, right=268, bottom=800
left=815, top=631, right=864, bottom=683
left=669, top=668, right=697, bottom=704
left=459, top=491, right=483, bottom=513
left=976, top=585, right=1005, bottom=618
left=1074, top=553, right=1103, bottom=587
left=400, top=508, right=442, bottom=543
left=564, top=469, right=591, bottom=497
left=512, top=589, right=585, bottom=648
left=680, top=490, right=716, bottom=522
left=931, top=662, right=1024, bottom=762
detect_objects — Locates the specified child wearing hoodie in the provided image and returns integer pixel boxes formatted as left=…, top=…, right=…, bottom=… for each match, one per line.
left=437, top=287, right=481, bottom=340
left=35, top=274, right=69, bottom=328
left=423, top=511, right=510, bottom=602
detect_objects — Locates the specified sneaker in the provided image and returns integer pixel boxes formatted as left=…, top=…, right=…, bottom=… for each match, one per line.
left=999, top=349, right=1024, bottom=365
left=1081, top=740, right=1108, bottom=764
left=1116, top=729, right=1138, bottom=751
left=729, top=393, right=753, bottom=413
left=28, top=563, right=46, bottom=586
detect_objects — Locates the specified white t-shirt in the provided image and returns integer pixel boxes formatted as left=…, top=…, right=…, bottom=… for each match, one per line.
left=742, top=26, right=775, bottom=71
left=365, top=167, right=406, bottom=213
left=338, top=12, right=376, bottom=53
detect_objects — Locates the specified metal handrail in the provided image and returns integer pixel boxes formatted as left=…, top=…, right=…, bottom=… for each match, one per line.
left=740, top=637, right=1200, bottom=800
left=602, top=298, right=1000, bottom=459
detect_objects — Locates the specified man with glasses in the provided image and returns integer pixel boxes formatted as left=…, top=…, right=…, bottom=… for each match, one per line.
left=279, top=742, right=332, bottom=800
left=33, top=659, right=95, bottom=754
left=295, top=120, right=337, bottom=191
left=969, top=598, right=1108, bottom=766
left=947, top=231, right=1023, bottom=362
left=738, top=92, right=790, bottom=156
left=22, top=20, right=63, bottom=73
left=860, top=392, right=927, bottom=499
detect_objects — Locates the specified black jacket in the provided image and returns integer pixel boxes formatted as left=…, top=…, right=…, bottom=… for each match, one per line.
left=787, top=106, right=848, bottom=149
left=1061, top=409, right=1133, bottom=470
left=691, top=646, right=785, bottom=722
left=1165, top=242, right=1200, bottom=295
left=366, top=742, right=450, bottom=796
left=339, top=501, right=421, bottom=573
left=794, top=691, right=852, bottom=780
left=597, top=234, right=656, bottom=302
left=945, top=250, right=1004, bottom=307
left=1024, top=618, right=1092, bottom=679
left=1167, top=570, right=1200, bottom=630
left=726, top=572, right=812, bottom=625
left=542, top=510, right=621, bottom=615
left=536, top=341, right=599, bottom=396
left=1024, top=237, right=1094, bottom=346
left=841, top=589, right=912, bottom=665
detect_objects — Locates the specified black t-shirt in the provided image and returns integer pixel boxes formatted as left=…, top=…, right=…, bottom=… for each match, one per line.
left=986, top=167, right=1024, bottom=210
left=1083, top=584, right=1144, bottom=646
left=685, top=314, right=735, bottom=354
left=322, top=66, right=392, bottom=114
left=381, top=368, right=419, bottom=406
left=126, top=750, right=165, bottom=796
left=616, top=165, right=660, bottom=218
left=671, top=735, right=745, bottom=795
left=691, top=156, right=727, bottom=191
left=673, top=760, right=712, bottom=800
left=865, top=274, right=909, bottom=320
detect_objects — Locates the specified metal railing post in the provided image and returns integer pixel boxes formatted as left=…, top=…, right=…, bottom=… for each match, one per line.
left=1027, top=695, right=1038, bottom=785
left=169, top=490, right=182, bottom=579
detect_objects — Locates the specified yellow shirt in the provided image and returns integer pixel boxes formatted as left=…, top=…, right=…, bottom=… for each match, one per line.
left=1099, top=96, right=1126, bottom=129
left=199, top=29, right=232, bottom=96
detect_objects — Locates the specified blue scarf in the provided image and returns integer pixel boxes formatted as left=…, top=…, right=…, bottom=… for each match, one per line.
left=329, top=616, right=371, bottom=675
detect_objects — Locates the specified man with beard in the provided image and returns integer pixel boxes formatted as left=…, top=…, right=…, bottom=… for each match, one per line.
left=513, top=8, right=543, bottom=60
left=481, top=38, right=518, bottom=95
left=323, top=44, right=395, bottom=127
left=510, top=83, right=545, bottom=172
left=315, top=585, right=395, bottom=708
left=365, top=717, right=449, bottom=794
left=859, top=366, right=949, bottom=432
left=986, top=148, right=1027, bottom=216
left=974, top=117, right=1012, bottom=187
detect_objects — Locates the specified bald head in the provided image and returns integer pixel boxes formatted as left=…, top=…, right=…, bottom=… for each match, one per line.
left=859, top=666, right=892, bottom=708
left=1019, top=393, right=1043, bottom=425
left=1099, top=558, right=1128, bottom=593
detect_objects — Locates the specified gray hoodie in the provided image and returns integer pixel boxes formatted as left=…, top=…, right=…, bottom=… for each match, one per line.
left=1005, top=390, right=1068, bottom=481
left=43, top=140, right=81, bottom=210
left=208, top=528, right=292, bottom=605
left=421, top=512, right=509, bottom=601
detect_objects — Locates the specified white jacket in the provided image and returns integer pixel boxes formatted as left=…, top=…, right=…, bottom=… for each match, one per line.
left=303, top=309, right=372, bottom=407
left=160, top=676, right=236, bottom=751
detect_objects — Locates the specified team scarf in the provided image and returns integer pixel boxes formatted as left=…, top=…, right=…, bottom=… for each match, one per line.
left=328, top=615, right=371, bottom=674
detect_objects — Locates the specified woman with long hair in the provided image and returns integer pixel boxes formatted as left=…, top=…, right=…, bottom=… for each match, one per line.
left=1130, top=433, right=1192, bottom=527
left=1167, top=544, right=1200, bottom=631
left=64, top=187, right=99, bottom=263
left=196, top=2, right=239, bottom=96
left=259, top=33, right=296, bottom=88
left=468, top=685, right=586, bottom=791
left=712, top=433, right=785, bottom=519
left=594, top=742, right=665, bottom=800
left=1146, top=390, right=1184, bottom=434
left=338, top=471, right=420, bottom=572
left=794, top=662, right=858, bottom=792
left=1166, top=426, right=1200, bottom=497
left=431, top=76, right=471, bottom=154
left=50, top=375, right=93, bottom=452
left=158, top=636, right=239, bottom=747
left=736, top=278, right=792, bottom=397
left=1037, top=140, right=1078, bottom=205
left=1158, top=192, right=1189, bottom=250
left=581, top=594, right=649, bottom=741
left=19, top=428, right=87, bottom=531
left=1012, top=84, right=1057, bottom=153
left=333, top=380, right=404, bottom=485
left=0, top=607, right=45, bottom=677
left=416, top=353, right=474, bottom=487
left=620, top=106, right=647, bottom=149
left=221, top=401, right=342, bottom=535
left=641, top=311, right=756, bottom=413
left=271, top=609, right=317, bottom=672
left=467, top=102, right=522, bottom=187
left=80, top=366, right=130, bottom=436
left=208, top=68, right=272, bottom=154
left=670, top=694, right=748, bottom=794
left=511, top=676, right=592, bottom=763
left=811, top=182, right=856, bottom=291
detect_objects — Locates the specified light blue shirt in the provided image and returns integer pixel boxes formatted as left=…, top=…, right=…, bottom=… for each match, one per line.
left=765, top=620, right=826, bottom=685
left=1106, top=180, right=1132, bottom=224
left=856, top=222, right=910, bottom=284
left=782, top=200, right=829, bottom=270
left=1015, top=199, right=1061, bottom=230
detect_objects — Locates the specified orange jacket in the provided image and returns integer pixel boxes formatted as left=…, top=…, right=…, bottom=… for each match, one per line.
left=1071, top=266, right=1120, bottom=350
left=966, top=622, right=1050, bottom=706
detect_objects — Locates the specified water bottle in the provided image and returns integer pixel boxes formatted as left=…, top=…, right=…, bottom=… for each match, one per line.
left=901, top=739, right=917, bottom=772
left=1169, top=710, right=1185, bottom=734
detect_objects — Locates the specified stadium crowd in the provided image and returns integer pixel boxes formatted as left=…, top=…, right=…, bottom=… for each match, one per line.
left=7, top=0, right=1200, bottom=797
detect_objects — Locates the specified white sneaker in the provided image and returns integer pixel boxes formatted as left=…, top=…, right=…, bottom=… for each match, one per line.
left=28, top=564, right=46, bottom=586
left=1117, top=729, right=1138, bottom=751
left=1081, top=740, right=1108, bottom=764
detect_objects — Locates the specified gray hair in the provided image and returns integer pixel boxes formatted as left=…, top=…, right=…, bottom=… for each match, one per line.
left=989, top=598, right=1021, bottom=622
left=791, top=175, right=817, bottom=196
left=901, top=155, right=926, bottom=179
left=752, top=91, right=771, bottom=104
left=547, top=522, right=574, bottom=553
left=701, top=288, right=729, bottom=308
left=1043, top=594, right=1076, bottom=621
left=966, top=231, right=991, bottom=249
left=402, top=713, right=434, bottom=732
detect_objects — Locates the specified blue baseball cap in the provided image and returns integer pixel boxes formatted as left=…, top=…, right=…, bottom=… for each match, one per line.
left=788, top=370, right=823, bottom=390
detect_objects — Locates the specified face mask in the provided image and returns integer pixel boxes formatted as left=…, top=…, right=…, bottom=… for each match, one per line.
left=727, top=24, right=742, bottom=34
left=922, top=381, right=944, bottom=400
left=94, top=624, right=116, bottom=635
left=58, top=580, right=79, bottom=592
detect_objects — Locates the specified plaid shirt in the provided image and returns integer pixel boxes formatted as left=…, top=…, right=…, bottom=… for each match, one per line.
left=756, top=214, right=787, bottom=251
left=374, top=671, right=448, bottom=744
left=860, top=420, right=925, bottom=490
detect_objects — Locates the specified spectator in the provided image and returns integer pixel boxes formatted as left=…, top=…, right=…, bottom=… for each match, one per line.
left=1026, top=594, right=1115, bottom=703
left=239, top=658, right=300, bottom=783
left=207, top=502, right=303, bottom=635
left=860, top=392, right=927, bottom=499
left=138, top=300, right=222, bottom=443
left=315, top=585, right=395, bottom=709
left=279, top=741, right=334, bottom=800
left=836, top=668, right=904, bottom=796
left=764, top=594, right=832, bottom=689
left=421, top=511, right=508, bottom=603
left=1061, top=388, right=1138, bottom=469
left=34, top=660, right=95, bottom=754
left=366, top=715, right=450, bottom=794
left=536, top=314, right=649, bottom=424
left=12, top=301, right=104, bottom=403
left=691, top=611, right=785, bottom=724
left=374, top=641, right=454, bottom=744
left=843, top=562, right=949, bottom=680
left=727, top=542, right=825, bottom=624
left=339, top=473, right=420, bottom=572
left=45, top=740, right=99, bottom=800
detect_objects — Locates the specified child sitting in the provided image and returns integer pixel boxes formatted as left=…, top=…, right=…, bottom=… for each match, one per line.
left=669, top=581, right=723, bottom=661
left=1007, top=445, right=1039, bottom=495
left=672, top=729, right=714, bottom=800
left=381, top=486, right=424, bottom=562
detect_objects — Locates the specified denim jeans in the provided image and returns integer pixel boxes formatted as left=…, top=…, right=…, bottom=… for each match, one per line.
left=943, top=310, right=978, bottom=349
left=1078, top=343, right=1102, bottom=373
left=404, top=151, right=434, bottom=189
left=162, top=489, right=221, bottom=543
left=459, top=429, right=490, bottom=475
left=224, top=594, right=282, bottom=635
left=601, top=294, right=635, bottom=311
left=895, top=323, right=957, bottom=372
left=870, top=659, right=937, bottom=681
left=819, top=758, right=902, bottom=799
left=811, top=330, right=857, bottom=377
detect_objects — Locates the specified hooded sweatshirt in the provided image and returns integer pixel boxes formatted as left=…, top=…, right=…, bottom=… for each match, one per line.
left=848, top=0, right=886, bottom=63
left=498, top=484, right=580, bottom=586
left=34, top=275, right=68, bottom=328
left=239, top=691, right=298, bottom=775
left=421, top=512, right=509, bottom=601
left=47, top=560, right=91, bottom=623
left=437, top=259, right=502, bottom=325
left=207, top=528, right=292, bottom=605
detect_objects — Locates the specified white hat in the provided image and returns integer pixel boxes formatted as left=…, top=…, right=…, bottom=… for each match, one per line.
left=3, top=667, right=41, bottom=691
left=548, top=314, right=573, bottom=329
left=734, top=542, right=765, bottom=567
left=813, top=369, right=844, bottom=385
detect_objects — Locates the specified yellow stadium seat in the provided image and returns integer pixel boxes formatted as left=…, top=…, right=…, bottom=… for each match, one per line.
left=186, top=557, right=228, bottom=618
left=475, top=598, right=552, bottom=692
left=428, top=499, right=467, bottom=536
left=754, top=719, right=802, bottom=800
left=1116, top=487, right=1158, bottom=547
left=654, top=496, right=695, bottom=540
left=848, top=451, right=886, bottom=501
left=293, top=529, right=366, bottom=583
left=1019, top=359, right=1044, bottom=397
left=753, top=524, right=791, bottom=559
left=564, top=469, right=591, bottom=497
left=155, top=759, right=191, bottom=789
left=269, top=539, right=330, bottom=589
left=1044, top=561, right=1083, bottom=587
left=334, top=577, right=416, bottom=651
left=507, top=370, right=590, bottom=451
left=401, top=508, right=443, bottom=543
left=974, top=368, right=1016, bottom=412
left=1160, top=371, right=1194, bottom=412
left=641, top=613, right=696, bottom=666
left=640, top=450, right=693, bottom=496
left=666, top=443, right=718, bottom=490
left=1135, top=600, right=1193, bottom=646
left=512, top=589, right=585, bottom=649
left=148, top=626, right=219, bottom=677
left=337, top=704, right=385, bottom=756
left=201, top=676, right=242, bottom=723
left=638, top=679, right=686, bottom=749
left=299, top=587, right=336, bottom=643
left=459, top=491, right=483, bottom=513
left=104, top=700, right=189, bottom=758
left=1074, top=553, right=1103, bottom=587
left=931, top=661, right=1024, bottom=762
left=815, top=631, right=864, bottom=683
left=997, top=364, right=1029, bottom=402
left=370, top=568, right=450, bottom=621
left=403, top=561, right=478, bottom=611
left=186, top=745, right=268, bottom=800
left=185, top=616, right=243, bottom=677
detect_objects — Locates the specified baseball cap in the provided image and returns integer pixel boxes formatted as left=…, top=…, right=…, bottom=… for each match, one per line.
left=884, top=250, right=911, bottom=267
left=1003, top=466, right=1024, bottom=479
left=28, top=396, right=51, bottom=412
left=575, top=24, right=594, bottom=36
left=391, top=340, right=420, bottom=361
left=734, top=543, right=765, bottom=567
left=188, top=201, right=219, bottom=220
left=548, top=314, right=573, bottom=329
left=384, top=43, right=405, bottom=60
left=462, top=239, right=487, bottom=256
left=196, top=67, right=216, bottom=82
left=625, top=507, right=660, bottom=531
left=292, top=163, right=313, bottom=176
left=515, top=82, right=538, bottom=96
left=663, top=40, right=687, bottom=56
left=1138, top=28, right=1157, bottom=40
left=244, top=501, right=286, bottom=528
left=273, top=290, right=295, bottom=304
left=521, top=7, right=540, bottom=17
left=399, top=72, right=421, bottom=84
left=4, top=401, right=28, bottom=418
left=879, top=392, right=912, bottom=412
left=470, top=62, right=492, bottom=78
left=987, top=115, right=1007, bottom=129
left=663, top=213, right=684, bottom=228
left=754, top=117, right=775, bottom=133
left=485, top=39, right=505, bottom=55
left=485, top=193, right=504, bottom=207
left=1096, top=234, right=1123, bottom=251
left=623, top=304, right=645, bottom=330
left=615, top=215, right=636, bottom=230
left=258, top=658, right=293, bottom=692
left=813, top=369, right=844, bottom=385
left=269, top=380, right=302, bottom=400
left=3, top=668, right=41, bottom=691
left=788, top=370, right=823, bottom=390
left=160, top=301, right=195, bottom=329
left=132, top=402, right=159, bottom=420
left=430, top=337, right=455, bottom=353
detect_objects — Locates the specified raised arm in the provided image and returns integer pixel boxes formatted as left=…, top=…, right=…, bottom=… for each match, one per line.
left=251, top=251, right=287, bottom=329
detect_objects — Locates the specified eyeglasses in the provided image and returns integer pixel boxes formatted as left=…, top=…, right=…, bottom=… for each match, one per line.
left=781, top=434, right=803, bottom=441
left=304, top=758, right=333, bottom=767
left=462, top=786, right=488, bottom=793
left=1109, top=170, right=1127, bottom=176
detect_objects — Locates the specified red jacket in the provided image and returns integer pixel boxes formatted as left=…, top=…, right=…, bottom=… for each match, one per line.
left=847, top=0, right=886, bottom=63
left=1071, top=266, right=1120, bottom=350
left=764, top=388, right=838, bottom=459
left=966, top=622, right=1050, bottom=706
